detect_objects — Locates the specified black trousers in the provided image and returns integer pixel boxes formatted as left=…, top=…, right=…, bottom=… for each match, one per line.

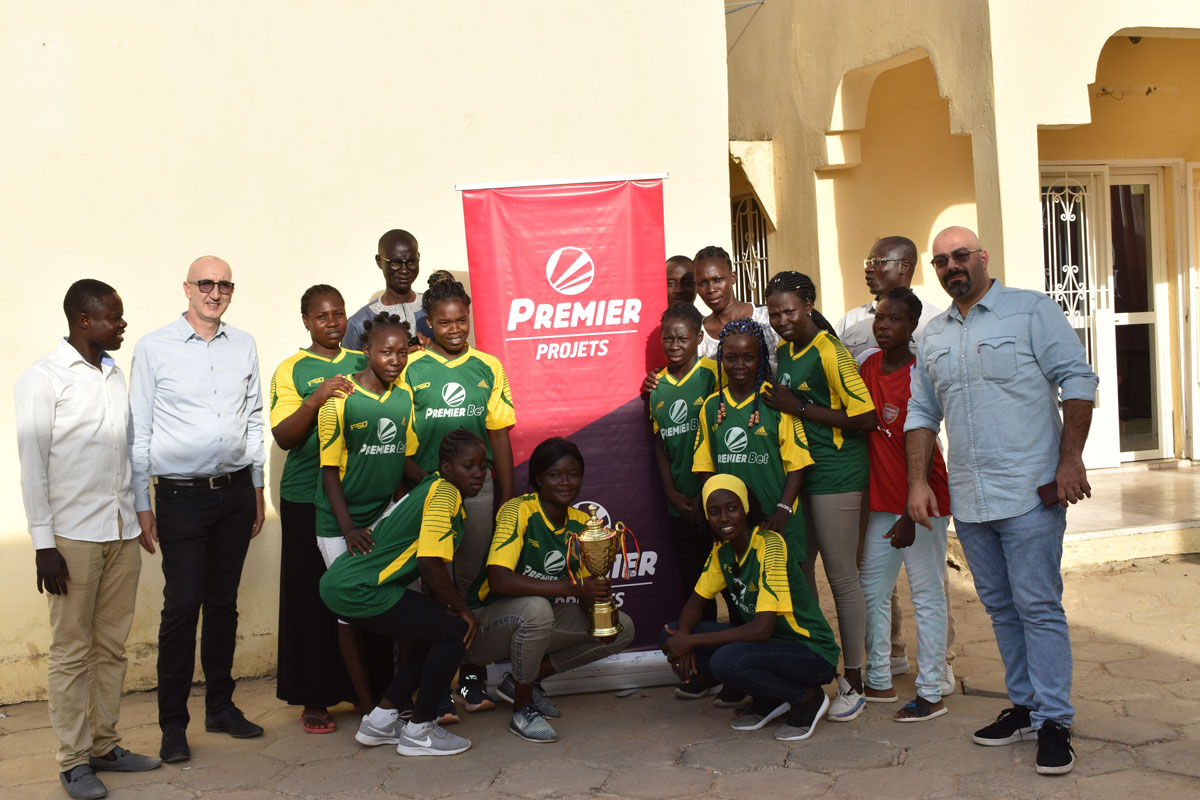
left=155, top=475, right=256, bottom=730
left=276, top=500, right=394, bottom=708
left=668, top=514, right=718, bottom=622
left=348, top=591, right=467, bottom=720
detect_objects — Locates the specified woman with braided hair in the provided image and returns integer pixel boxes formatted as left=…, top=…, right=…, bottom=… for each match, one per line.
left=692, top=317, right=812, bottom=574
left=762, top=270, right=877, bottom=725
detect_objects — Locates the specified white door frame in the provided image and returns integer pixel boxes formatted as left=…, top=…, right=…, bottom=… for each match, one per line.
left=1040, top=158, right=1189, bottom=462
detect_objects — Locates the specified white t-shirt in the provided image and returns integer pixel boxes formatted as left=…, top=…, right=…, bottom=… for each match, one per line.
left=698, top=304, right=780, bottom=374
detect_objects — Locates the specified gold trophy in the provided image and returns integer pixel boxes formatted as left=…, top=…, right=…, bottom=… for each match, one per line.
left=572, top=504, right=637, bottom=640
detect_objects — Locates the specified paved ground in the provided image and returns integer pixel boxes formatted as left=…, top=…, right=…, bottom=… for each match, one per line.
left=2, top=555, right=1197, bottom=799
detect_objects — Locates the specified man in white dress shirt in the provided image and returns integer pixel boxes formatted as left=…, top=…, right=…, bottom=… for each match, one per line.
left=16, top=279, right=162, bottom=800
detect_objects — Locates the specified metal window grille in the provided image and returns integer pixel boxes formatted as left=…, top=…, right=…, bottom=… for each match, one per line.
left=731, top=194, right=770, bottom=304
left=1041, top=175, right=1098, bottom=366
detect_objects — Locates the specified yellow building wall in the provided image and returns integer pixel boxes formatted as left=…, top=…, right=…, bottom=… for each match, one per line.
left=0, top=0, right=732, bottom=703
left=820, top=57, right=977, bottom=317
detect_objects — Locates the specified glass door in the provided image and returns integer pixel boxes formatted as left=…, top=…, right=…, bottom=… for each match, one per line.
left=1109, top=170, right=1171, bottom=460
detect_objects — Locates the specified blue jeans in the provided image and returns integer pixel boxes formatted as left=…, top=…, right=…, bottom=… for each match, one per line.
left=860, top=512, right=948, bottom=702
left=660, top=622, right=836, bottom=705
left=955, top=503, right=1073, bottom=728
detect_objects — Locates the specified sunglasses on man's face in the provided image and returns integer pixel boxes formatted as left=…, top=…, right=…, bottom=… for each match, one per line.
left=930, top=248, right=982, bottom=269
left=188, top=279, right=235, bottom=295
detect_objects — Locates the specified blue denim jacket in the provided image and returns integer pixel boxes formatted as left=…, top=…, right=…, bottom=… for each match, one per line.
left=905, top=280, right=1098, bottom=523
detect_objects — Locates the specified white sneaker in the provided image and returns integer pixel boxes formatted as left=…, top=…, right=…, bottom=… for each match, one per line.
left=938, top=663, right=956, bottom=697
left=395, top=720, right=471, bottom=756
left=890, top=655, right=911, bottom=676
left=826, top=675, right=866, bottom=723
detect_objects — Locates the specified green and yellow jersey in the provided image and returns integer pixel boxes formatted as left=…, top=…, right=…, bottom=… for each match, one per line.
left=314, top=377, right=418, bottom=537
left=402, top=347, right=515, bottom=472
left=649, top=357, right=719, bottom=516
left=468, top=494, right=590, bottom=607
left=774, top=331, right=874, bottom=494
left=692, top=383, right=813, bottom=559
left=319, top=472, right=464, bottom=619
left=694, top=527, right=840, bottom=667
left=270, top=348, right=367, bottom=505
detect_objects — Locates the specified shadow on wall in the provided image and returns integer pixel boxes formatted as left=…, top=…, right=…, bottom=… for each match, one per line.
left=827, top=56, right=977, bottom=316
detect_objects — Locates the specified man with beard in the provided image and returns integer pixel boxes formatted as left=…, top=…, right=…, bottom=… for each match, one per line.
left=905, top=226, right=1096, bottom=776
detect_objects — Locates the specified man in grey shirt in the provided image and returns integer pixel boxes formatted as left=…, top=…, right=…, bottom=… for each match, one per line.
left=342, top=229, right=424, bottom=350
left=130, top=256, right=266, bottom=763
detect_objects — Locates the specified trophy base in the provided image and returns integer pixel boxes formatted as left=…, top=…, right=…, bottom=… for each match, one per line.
left=590, top=622, right=624, bottom=639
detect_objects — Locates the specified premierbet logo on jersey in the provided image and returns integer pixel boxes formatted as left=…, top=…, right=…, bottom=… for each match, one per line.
left=359, top=417, right=405, bottom=456
left=424, top=381, right=486, bottom=420
left=659, top=397, right=698, bottom=440
left=716, top=426, right=770, bottom=465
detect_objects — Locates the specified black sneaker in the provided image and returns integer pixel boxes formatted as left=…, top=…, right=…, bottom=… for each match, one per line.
left=158, top=727, right=190, bottom=763
left=1035, top=721, right=1075, bottom=775
left=437, top=691, right=460, bottom=725
left=712, top=686, right=751, bottom=708
left=972, top=705, right=1035, bottom=746
left=204, top=706, right=263, bottom=738
left=672, top=675, right=720, bottom=700
left=458, top=672, right=495, bottom=713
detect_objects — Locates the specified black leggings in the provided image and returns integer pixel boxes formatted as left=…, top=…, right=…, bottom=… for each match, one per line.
left=347, top=591, right=467, bottom=720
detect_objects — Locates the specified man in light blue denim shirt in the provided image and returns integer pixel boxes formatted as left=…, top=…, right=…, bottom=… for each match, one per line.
left=905, top=227, right=1097, bottom=777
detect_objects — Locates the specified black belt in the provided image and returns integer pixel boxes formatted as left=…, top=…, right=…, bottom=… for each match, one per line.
left=154, top=466, right=250, bottom=490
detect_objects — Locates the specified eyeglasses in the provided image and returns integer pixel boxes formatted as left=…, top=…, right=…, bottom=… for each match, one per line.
left=930, top=248, right=982, bottom=269
left=863, top=257, right=908, bottom=269
left=380, top=257, right=419, bottom=271
left=188, top=280, right=235, bottom=295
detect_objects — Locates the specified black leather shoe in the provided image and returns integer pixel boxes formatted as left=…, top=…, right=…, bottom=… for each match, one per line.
left=159, top=727, right=190, bottom=763
left=204, top=706, right=264, bottom=738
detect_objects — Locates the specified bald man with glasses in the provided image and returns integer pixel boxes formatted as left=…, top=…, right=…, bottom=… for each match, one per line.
left=906, top=226, right=1096, bottom=776
left=130, top=256, right=267, bottom=763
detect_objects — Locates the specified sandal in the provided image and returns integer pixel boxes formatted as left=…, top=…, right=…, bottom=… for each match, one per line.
left=301, top=710, right=337, bottom=734
left=894, top=698, right=947, bottom=723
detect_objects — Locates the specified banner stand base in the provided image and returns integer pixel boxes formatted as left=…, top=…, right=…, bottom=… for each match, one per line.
left=485, top=649, right=676, bottom=696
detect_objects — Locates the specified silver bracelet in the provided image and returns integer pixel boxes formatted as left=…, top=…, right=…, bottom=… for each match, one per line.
left=776, top=503, right=793, bottom=514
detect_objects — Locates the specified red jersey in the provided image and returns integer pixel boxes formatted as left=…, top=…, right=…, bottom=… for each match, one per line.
left=859, top=351, right=951, bottom=516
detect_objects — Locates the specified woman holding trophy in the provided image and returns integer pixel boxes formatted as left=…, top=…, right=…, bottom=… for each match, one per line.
left=660, top=474, right=840, bottom=741
left=465, top=437, right=635, bottom=743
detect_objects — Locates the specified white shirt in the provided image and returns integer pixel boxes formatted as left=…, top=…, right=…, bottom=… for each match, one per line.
left=698, top=304, right=780, bottom=373
left=834, top=292, right=944, bottom=360
left=15, top=339, right=140, bottom=549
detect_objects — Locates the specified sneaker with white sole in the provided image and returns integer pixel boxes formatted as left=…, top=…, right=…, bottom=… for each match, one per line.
left=1035, top=721, right=1075, bottom=775
left=458, top=672, right=495, bottom=713
left=395, top=719, right=471, bottom=756
left=890, top=655, right=911, bottom=676
left=973, top=705, right=1035, bottom=746
left=354, top=710, right=412, bottom=745
left=712, top=686, right=751, bottom=708
left=775, top=692, right=831, bottom=741
left=938, top=663, right=956, bottom=697
left=826, top=675, right=866, bottom=722
left=730, top=697, right=791, bottom=731
left=436, top=692, right=459, bottom=725
left=495, top=672, right=561, bottom=719
left=509, top=706, right=558, bottom=743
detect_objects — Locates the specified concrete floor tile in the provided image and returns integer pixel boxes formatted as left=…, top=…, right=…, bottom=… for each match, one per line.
left=1075, top=716, right=1178, bottom=746
left=1070, top=743, right=1136, bottom=777
left=1070, top=697, right=1125, bottom=719
left=0, top=723, right=57, bottom=758
left=1071, top=641, right=1145, bottom=663
left=1138, top=739, right=1200, bottom=778
left=601, top=764, right=715, bottom=798
left=490, top=761, right=610, bottom=798
left=1071, top=674, right=1168, bottom=702
left=0, top=752, right=59, bottom=786
left=713, top=767, right=831, bottom=797
left=904, top=735, right=1022, bottom=775
left=560, top=734, right=681, bottom=769
left=679, top=736, right=788, bottom=772
left=262, top=730, right=361, bottom=762
left=784, top=736, right=901, bottom=774
left=379, top=756, right=499, bottom=798
left=272, top=757, right=389, bottom=797
left=1075, top=768, right=1200, bottom=799
left=1163, top=680, right=1200, bottom=700
left=833, top=766, right=958, bottom=798
left=167, top=754, right=285, bottom=791
left=1122, top=697, right=1200, bottom=725
left=1105, top=656, right=1200, bottom=683
left=955, top=765, right=1080, bottom=799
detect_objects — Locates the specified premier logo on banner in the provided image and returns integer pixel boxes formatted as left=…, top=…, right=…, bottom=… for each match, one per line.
left=459, top=176, right=681, bottom=649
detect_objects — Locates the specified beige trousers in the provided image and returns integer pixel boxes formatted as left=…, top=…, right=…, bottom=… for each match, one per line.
left=46, top=536, right=141, bottom=770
